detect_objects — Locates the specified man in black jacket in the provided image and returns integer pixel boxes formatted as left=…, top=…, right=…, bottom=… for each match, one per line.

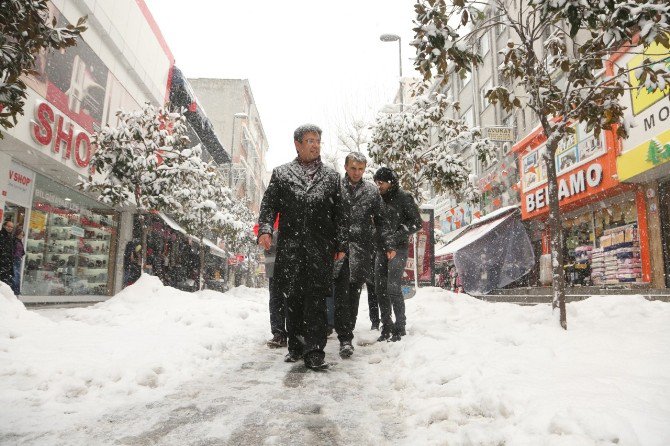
left=0, top=220, right=15, bottom=288
left=258, top=124, right=348, bottom=370
left=333, top=152, right=391, bottom=359
left=373, top=167, right=422, bottom=342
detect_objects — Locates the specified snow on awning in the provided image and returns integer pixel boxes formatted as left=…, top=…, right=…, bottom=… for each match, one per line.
left=157, top=213, right=226, bottom=258
left=440, top=214, right=513, bottom=256
left=435, top=226, right=468, bottom=258
left=158, top=212, right=187, bottom=234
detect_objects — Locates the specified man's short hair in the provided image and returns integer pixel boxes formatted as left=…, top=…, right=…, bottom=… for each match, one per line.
left=344, top=152, right=367, bottom=166
left=294, top=124, right=322, bottom=142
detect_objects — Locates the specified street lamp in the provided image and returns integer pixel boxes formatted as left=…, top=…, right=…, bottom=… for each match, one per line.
left=228, top=112, right=248, bottom=188
left=380, top=33, right=403, bottom=111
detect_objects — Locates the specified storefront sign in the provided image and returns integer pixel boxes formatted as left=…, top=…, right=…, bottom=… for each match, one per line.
left=525, top=162, right=603, bottom=213
left=6, top=161, right=36, bottom=208
left=31, top=101, right=92, bottom=169
left=617, top=42, right=670, bottom=181
left=485, top=126, right=514, bottom=141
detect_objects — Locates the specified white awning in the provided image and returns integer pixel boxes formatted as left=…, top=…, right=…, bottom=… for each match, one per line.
left=158, top=213, right=226, bottom=259
left=440, top=214, right=512, bottom=256
left=435, top=226, right=468, bottom=257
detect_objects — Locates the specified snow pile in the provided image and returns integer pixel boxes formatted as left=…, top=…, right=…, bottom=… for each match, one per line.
left=0, top=275, right=268, bottom=433
left=1, top=280, right=669, bottom=445
left=374, top=288, right=670, bottom=446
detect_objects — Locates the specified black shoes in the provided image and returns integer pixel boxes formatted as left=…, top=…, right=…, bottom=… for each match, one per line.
left=284, top=352, right=303, bottom=362
left=339, top=342, right=354, bottom=359
left=377, top=332, right=390, bottom=342
left=304, top=354, right=329, bottom=370
left=390, top=333, right=402, bottom=342
left=371, top=321, right=380, bottom=330
left=267, top=333, right=287, bottom=348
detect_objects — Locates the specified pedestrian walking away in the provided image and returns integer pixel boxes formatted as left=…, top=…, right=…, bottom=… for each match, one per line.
left=0, top=220, right=15, bottom=290
left=257, top=124, right=348, bottom=370
left=12, top=227, right=25, bottom=295
left=373, top=167, right=422, bottom=342
left=333, top=152, right=391, bottom=358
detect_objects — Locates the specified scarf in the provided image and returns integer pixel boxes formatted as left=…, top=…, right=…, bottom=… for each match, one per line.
left=297, top=156, right=322, bottom=182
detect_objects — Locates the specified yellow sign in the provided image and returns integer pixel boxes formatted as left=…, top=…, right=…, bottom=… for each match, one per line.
left=617, top=127, right=670, bottom=181
left=627, top=42, right=670, bottom=116
left=29, top=210, right=46, bottom=232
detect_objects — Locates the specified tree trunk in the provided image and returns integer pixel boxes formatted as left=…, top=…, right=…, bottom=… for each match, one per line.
left=413, top=233, right=420, bottom=288
left=199, top=235, right=205, bottom=291
left=543, top=142, right=568, bottom=330
left=139, top=212, right=148, bottom=273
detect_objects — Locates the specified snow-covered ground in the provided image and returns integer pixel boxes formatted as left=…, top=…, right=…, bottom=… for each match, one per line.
left=1, top=275, right=669, bottom=445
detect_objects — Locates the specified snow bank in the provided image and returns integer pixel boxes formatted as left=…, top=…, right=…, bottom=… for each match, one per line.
left=0, top=275, right=268, bottom=433
left=372, top=288, right=670, bottom=446
left=2, top=279, right=669, bottom=445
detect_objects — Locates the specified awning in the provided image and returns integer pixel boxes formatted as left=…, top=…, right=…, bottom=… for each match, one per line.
left=169, top=67, right=229, bottom=164
left=157, top=212, right=226, bottom=259
left=440, top=215, right=511, bottom=256
left=434, top=226, right=467, bottom=259
left=438, top=207, right=534, bottom=295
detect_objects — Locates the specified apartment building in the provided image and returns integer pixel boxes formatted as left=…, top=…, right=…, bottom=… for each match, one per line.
left=188, top=79, right=269, bottom=214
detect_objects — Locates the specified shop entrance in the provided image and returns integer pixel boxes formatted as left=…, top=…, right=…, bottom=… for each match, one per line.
left=659, top=181, right=670, bottom=288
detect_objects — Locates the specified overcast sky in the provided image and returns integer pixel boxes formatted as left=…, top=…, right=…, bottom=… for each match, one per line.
left=144, top=0, right=421, bottom=169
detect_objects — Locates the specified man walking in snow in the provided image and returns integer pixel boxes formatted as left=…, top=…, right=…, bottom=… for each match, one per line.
left=334, top=152, right=391, bottom=358
left=373, top=167, right=422, bottom=342
left=257, top=124, right=348, bottom=370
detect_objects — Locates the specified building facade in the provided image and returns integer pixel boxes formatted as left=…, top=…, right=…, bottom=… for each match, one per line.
left=0, top=0, right=173, bottom=302
left=188, top=79, right=269, bottom=214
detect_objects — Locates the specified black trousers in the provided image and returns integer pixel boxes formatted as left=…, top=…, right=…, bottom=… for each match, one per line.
left=375, top=248, right=408, bottom=336
left=334, top=258, right=363, bottom=344
left=268, top=278, right=286, bottom=336
left=366, top=280, right=380, bottom=325
left=284, top=261, right=329, bottom=362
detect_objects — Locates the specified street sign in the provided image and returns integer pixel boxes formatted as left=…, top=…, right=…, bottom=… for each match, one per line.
left=485, top=126, right=515, bottom=142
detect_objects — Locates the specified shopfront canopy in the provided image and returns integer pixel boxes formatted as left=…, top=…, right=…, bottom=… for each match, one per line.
left=157, top=212, right=226, bottom=259
left=438, top=207, right=534, bottom=295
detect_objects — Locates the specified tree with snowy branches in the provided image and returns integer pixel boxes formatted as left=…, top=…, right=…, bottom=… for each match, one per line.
left=215, top=198, right=257, bottom=287
left=411, top=0, right=670, bottom=329
left=80, top=103, right=201, bottom=269
left=0, top=0, right=86, bottom=138
left=369, top=88, right=496, bottom=202
left=169, top=147, right=235, bottom=290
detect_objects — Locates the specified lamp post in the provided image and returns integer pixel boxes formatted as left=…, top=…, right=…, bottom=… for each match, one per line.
left=380, top=33, right=403, bottom=111
left=228, top=112, right=248, bottom=189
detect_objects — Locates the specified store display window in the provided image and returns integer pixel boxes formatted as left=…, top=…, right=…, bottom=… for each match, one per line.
left=22, top=175, right=118, bottom=296
left=561, top=197, right=643, bottom=286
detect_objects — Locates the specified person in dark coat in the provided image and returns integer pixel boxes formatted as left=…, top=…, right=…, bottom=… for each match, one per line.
left=0, top=220, right=15, bottom=289
left=123, top=239, right=142, bottom=287
left=333, top=152, right=391, bottom=358
left=373, top=167, right=422, bottom=342
left=257, top=124, right=348, bottom=370
left=12, top=227, right=25, bottom=295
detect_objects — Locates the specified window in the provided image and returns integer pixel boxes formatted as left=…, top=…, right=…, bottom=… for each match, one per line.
left=479, top=33, right=490, bottom=57
left=480, top=78, right=493, bottom=111
left=460, top=69, right=472, bottom=91
left=462, top=106, right=474, bottom=128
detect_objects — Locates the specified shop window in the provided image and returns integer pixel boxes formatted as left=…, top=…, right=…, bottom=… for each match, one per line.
left=22, top=175, right=118, bottom=296
left=561, top=199, right=644, bottom=287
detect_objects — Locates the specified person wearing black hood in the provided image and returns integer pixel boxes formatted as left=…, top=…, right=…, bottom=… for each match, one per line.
left=0, top=220, right=15, bottom=289
left=258, top=124, right=348, bottom=370
left=373, top=167, right=422, bottom=342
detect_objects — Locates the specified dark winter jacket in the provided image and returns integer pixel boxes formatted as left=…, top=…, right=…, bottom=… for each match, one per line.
left=0, top=228, right=15, bottom=285
left=337, top=175, right=390, bottom=283
left=258, top=159, right=348, bottom=293
left=377, top=184, right=422, bottom=251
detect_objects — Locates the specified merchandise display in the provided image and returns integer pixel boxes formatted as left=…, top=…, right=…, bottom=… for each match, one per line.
left=21, top=178, right=117, bottom=296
